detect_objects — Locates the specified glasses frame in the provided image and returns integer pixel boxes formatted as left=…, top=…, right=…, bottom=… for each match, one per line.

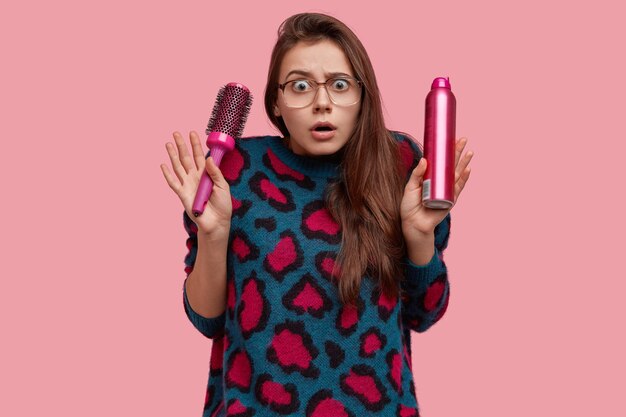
left=277, top=76, right=363, bottom=108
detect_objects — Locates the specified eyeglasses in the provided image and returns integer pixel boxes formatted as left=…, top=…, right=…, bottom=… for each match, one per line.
left=278, top=77, right=363, bottom=108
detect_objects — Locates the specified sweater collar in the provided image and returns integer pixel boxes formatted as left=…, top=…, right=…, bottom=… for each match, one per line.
left=266, top=136, right=341, bottom=179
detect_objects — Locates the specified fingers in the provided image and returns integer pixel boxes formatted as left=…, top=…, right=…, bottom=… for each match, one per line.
left=173, top=131, right=196, bottom=174
left=451, top=137, right=473, bottom=203
left=405, top=158, right=427, bottom=192
left=454, top=137, right=467, bottom=167
left=455, top=139, right=473, bottom=185
left=165, top=139, right=187, bottom=184
left=190, top=131, right=206, bottom=171
left=205, top=156, right=229, bottom=191
left=454, top=165, right=471, bottom=202
left=165, top=131, right=205, bottom=185
left=160, top=162, right=181, bottom=193
left=455, top=152, right=473, bottom=183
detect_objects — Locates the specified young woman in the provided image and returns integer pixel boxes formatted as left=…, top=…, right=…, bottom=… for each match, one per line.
left=161, top=12, right=472, bottom=417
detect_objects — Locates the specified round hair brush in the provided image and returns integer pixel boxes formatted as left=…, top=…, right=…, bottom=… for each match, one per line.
left=192, top=82, right=252, bottom=217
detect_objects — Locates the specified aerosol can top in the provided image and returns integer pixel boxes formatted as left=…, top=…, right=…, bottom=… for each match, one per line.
left=431, top=77, right=451, bottom=89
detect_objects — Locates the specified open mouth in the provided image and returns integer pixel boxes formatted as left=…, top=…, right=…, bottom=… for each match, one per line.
left=311, top=122, right=337, bottom=140
left=311, top=122, right=337, bottom=132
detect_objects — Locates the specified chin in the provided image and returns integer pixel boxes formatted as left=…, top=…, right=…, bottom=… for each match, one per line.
left=303, top=142, right=345, bottom=157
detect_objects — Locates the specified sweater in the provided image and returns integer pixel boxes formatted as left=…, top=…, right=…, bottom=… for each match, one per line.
left=181, top=132, right=451, bottom=417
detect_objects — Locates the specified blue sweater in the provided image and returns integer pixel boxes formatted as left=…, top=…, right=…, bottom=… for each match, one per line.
left=182, top=132, right=451, bottom=417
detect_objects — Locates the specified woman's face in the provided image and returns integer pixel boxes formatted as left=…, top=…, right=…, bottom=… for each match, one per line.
left=274, top=39, right=361, bottom=157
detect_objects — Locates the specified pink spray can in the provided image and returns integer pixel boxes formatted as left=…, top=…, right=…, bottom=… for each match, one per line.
left=422, top=77, right=456, bottom=209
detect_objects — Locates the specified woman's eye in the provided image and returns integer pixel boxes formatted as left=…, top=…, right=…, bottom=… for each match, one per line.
left=292, top=80, right=311, bottom=91
left=331, top=79, right=349, bottom=90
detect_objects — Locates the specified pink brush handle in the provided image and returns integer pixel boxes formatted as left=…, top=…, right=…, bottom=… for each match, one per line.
left=192, top=132, right=235, bottom=217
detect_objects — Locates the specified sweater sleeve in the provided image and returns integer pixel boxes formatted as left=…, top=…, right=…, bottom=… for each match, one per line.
left=390, top=130, right=452, bottom=333
left=181, top=210, right=226, bottom=339
left=400, top=213, right=451, bottom=333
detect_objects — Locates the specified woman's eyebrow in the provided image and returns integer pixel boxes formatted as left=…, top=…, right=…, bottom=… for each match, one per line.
left=285, top=69, right=352, bottom=79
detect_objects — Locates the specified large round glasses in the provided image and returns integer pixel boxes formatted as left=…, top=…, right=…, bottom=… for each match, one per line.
left=278, top=77, right=363, bottom=108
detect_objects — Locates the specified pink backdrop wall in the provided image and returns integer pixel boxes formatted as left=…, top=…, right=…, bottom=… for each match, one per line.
left=2, top=0, right=624, bottom=416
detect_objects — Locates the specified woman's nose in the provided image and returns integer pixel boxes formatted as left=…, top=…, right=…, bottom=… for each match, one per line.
left=313, top=85, right=332, bottom=111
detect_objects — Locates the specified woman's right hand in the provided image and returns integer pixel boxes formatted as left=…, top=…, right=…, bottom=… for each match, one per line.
left=161, top=131, right=232, bottom=239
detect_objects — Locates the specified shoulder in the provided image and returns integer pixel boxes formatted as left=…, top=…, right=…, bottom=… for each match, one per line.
left=230, top=134, right=284, bottom=159
left=234, top=134, right=279, bottom=151
left=390, top=130, right=422, bottom=158
left=389, top=130, right=423, bottom=177
left=218, top=135, right=276, bottom=185
left=222, top=134, right=280, bottom=162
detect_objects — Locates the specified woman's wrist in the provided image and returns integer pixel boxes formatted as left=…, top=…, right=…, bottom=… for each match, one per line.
left=197, top=225, right=231, bottom=246
left=404, top=231, right=435, bottom=266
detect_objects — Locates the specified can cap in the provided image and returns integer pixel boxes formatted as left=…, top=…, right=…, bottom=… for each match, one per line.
left=431, top=77, right=451, bottom=89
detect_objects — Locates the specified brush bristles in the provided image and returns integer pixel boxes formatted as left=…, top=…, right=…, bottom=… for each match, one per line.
left=205, top=87, right=225, bottom=135
left=205, top=84, right=253, bottom=138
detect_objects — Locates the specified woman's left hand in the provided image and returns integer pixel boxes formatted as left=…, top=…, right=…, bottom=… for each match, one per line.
left=400, top=137, right=473, bottom=241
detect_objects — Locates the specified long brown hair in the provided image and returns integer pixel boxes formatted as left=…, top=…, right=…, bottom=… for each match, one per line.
left=264, top=13, right=406, bottom=306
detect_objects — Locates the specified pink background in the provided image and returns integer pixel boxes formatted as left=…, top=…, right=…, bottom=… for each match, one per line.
left=2, top=0, right=624, bottom=415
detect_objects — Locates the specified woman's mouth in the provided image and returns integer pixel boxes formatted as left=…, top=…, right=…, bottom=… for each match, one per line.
left=311, top=122, right=337, bottom=140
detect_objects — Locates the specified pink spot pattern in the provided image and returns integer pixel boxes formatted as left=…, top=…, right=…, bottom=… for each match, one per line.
left=181, top=134, right=450, bottom=416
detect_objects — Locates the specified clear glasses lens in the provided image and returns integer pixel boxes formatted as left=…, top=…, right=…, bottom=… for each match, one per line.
left=282, top=78, right=361, bottom=108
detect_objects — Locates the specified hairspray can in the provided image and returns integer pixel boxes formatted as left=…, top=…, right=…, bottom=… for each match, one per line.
left=422, top=77, right=456, bottom=209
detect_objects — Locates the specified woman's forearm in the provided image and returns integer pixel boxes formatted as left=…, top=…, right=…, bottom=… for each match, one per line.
left=184, top=232, right=229, bottom=318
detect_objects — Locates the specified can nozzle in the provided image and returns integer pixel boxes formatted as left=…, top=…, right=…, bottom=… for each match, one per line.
left=431, top=77, right=451, bottom=89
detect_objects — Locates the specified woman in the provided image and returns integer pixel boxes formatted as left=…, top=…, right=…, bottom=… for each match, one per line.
left=161, top=12, right=473, bottom=417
